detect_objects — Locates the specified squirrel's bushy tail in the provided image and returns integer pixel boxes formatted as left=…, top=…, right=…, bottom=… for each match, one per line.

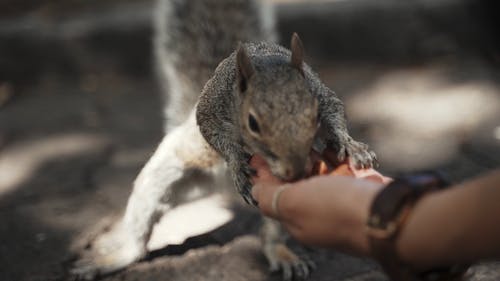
left=154, top=0, right=276, bottom=131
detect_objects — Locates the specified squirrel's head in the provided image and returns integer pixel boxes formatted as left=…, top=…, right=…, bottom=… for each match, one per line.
left=236, top=33, right=318, bottom=181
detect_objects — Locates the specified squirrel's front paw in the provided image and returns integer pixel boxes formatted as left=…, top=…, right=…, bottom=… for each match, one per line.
left=232, top=163, right=257, bottom=205
left=340, top=140, right=378, bottom=169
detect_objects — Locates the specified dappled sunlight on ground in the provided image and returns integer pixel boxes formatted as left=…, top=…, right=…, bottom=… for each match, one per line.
left=0, top=133, right=109, bottom=197
left=147, top=194, right=234, bottom=250
left=347, top=65, right=500, bottom=170
left=495, top=126, right=500, bottom=140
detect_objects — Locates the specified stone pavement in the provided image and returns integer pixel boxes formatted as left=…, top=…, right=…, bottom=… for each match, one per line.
left=0, top=1, right=499, bottom=281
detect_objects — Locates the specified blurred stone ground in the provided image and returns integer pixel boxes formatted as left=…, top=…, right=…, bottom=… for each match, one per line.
left=0, top=0, right=499, bottom=281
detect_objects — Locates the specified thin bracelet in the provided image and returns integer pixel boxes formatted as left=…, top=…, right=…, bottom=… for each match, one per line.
left=271, top=184, right=291, bottom=218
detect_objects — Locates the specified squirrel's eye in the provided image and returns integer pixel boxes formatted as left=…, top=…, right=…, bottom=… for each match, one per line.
left=248, top=114, right=260, bottom=134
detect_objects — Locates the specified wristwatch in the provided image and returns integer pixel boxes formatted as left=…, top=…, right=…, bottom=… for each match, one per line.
left=366, top=171, right=468, bottom=281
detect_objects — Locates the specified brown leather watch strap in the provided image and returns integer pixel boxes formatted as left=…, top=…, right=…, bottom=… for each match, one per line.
left=366, top=171, right=467, bottom=281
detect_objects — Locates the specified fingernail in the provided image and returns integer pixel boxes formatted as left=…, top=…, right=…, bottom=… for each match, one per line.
left=251, top=184, right=260, bottom=199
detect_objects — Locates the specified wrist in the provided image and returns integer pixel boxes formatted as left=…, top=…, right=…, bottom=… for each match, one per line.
left=339, top=179, right=384, bottom=256
left=395, top=192, right=436, bottom=270
left=366, top=172, right=468, bottom=280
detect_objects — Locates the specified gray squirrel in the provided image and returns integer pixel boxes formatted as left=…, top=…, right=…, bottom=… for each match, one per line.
left=71, top=0, right=376, bottom=280
left=197, top=37, right=377, bottom=205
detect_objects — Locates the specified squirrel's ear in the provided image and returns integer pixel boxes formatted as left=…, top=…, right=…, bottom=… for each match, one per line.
left=236, top=44, right=254, bottom=92
left=290, top=33, right=304, bottom=76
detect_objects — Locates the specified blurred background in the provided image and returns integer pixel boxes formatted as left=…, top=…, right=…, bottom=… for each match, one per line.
left=0, top=0, right=499, bottom=280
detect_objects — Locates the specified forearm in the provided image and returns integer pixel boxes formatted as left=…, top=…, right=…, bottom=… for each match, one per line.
left=397, top=169, right=500, bottom=270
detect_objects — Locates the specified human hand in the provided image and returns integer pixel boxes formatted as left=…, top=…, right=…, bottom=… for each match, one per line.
left=250, top=154, right=389, bottom=256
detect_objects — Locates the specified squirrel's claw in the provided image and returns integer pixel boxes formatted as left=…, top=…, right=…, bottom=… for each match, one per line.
left=340, top=139, right=378, bottom=169
left=266, top=243, right=315, bottom=281
left=279, top=259, right=315, bottom=281
left=232, top=162, right=258, bottom=205
left=243, top=192, right=258, bottom=205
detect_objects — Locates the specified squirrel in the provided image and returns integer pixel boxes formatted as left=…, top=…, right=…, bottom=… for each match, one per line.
left=197, top=37, right=377, bottom=205
left=71, top=0, right=376, bottom=280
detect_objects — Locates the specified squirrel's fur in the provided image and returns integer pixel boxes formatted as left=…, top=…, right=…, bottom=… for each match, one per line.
left=197, top=39, right=376, bottom=203
left=155, top=0, right=276, bottom=131
left=71, top=0, right=376, bottom=280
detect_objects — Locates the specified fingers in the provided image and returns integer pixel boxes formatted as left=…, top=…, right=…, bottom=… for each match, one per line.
left=251, top=182, right=283, bottom=218
left=250, top=155, right=281, bottom=184
left=249, top=155, right=288, bottom=218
